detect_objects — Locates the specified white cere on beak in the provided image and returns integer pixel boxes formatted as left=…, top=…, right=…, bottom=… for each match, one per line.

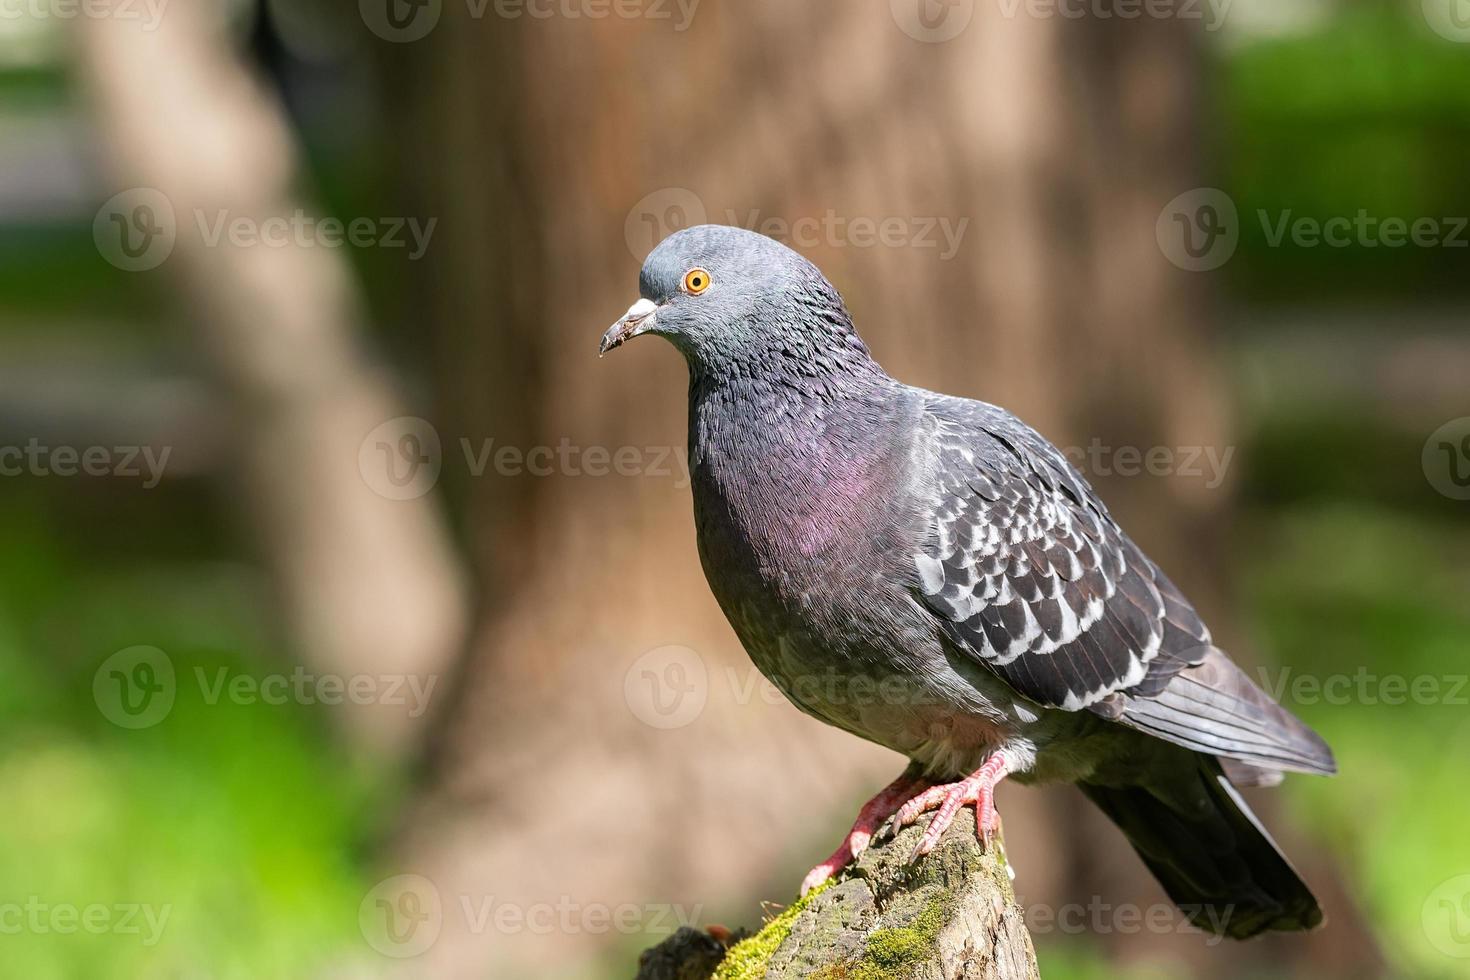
left=624, top=298, right=658, bottom=322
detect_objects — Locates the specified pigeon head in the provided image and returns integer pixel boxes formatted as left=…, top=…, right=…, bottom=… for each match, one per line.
left=600, top=224, right=877, bottom=379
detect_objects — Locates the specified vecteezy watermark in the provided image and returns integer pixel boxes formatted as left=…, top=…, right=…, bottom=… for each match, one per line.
left=625, top=187, right=708, bottom=259
left=1156, top=188, right=1239, bottom=272
left=0, top=0, right=170, bottom=30
left=1424, top=874, right=1470, bottom=959
left=1423, top=0, right=1470, bottom=44
left=359, top=417, right=444, bottom=502
left=1060, top=440, right=1235, bottom=489
left=891, top=0, right=975, bottom=42
left=0, top=439, right=170, bottom=488
left=360, top=0, right=700, bottom=43
left=93, top=647, right=439, bottom=729
left=361, top=875, right=442, bottom=958
left=1256, top=666, right=1469, bottom=707
left=623, top=647, right=954, bottom=730
left=195, top=666, right=437, bottom=718
left=725, top=209, right=970, bottom=261
left=1023, top=897, right=1233, bottom=945
left=93, top=188, right=177, bottom=272
left=624, top=645, right=709, bottom=729
left=93, top=646, right=176, bottom=730
left=1424, top=417, right=1470, bottom=501
left=358, top=417, right=692, bottom=501
left=358, top=874, right=702, bottom=958
left=1256, top=210, right=1470, bottom=251
left=622, top=188, right=970, bottom=261
left=1157, top=188, right=1470, bottom=271
left=461, top=438, right=689, bottom=487
left=0, top=898, right=171, bottom=946
left=995, top=0, right=1232, bottom=31
left=93, top=187, right=436, bottom=272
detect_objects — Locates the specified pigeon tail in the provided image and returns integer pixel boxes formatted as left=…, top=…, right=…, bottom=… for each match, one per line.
left=1080, top=758, right=1324, bottom=940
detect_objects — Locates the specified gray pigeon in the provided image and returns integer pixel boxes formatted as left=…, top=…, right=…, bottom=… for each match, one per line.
left=601, top=224, right=1335, bottom=940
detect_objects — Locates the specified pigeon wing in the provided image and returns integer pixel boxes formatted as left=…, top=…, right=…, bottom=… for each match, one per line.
left=911, top=396, right=1335, bottom=776
left=913, top=397, right=1203, bottom=710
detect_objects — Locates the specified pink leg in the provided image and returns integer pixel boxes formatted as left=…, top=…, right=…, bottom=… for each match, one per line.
left=800, top=769, right=931, bottom=895
left=893, top=751, right=1011, bottom=860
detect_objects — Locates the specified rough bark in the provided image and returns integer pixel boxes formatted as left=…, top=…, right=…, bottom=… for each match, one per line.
left=635, top=819, right=1037, bottom=980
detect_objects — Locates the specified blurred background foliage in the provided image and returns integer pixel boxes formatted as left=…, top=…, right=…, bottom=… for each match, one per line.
left=0, top=1, right=1466, bottom=978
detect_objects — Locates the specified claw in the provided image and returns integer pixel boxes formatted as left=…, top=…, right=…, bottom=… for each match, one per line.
left=799, top=769, right=928, bottom=895
left=895, top=751, right=1012, bottom=863
left=799, top=754, right=1014, bottom=894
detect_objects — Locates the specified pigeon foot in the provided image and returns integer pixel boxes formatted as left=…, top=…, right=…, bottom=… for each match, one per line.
left=895, top=751, right=1012, bottom=861
left=799, top=769, right=930, bottom=896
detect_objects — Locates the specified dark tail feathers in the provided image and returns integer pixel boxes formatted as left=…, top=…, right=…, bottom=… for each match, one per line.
left=1080, top=760, right=1324, bottom=940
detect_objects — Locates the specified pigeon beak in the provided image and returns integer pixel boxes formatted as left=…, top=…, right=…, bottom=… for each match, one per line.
left=599, top=298, right=660, bottom=356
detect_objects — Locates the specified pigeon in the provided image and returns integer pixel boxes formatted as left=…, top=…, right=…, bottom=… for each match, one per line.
left=600, top=224, right=1335, bottom=939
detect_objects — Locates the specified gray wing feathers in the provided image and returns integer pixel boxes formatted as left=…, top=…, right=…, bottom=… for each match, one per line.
left=1099, top=647, right=1337, bottom=776
left=916, top=397, right=1197, bottom=710
left=913, top=394, right=1335, bottom=779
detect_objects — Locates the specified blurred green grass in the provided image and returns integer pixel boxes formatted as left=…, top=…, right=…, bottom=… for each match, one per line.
left=1241, top=502, right=1470, bottom=980
left=0, top=506, right=385, bottom=978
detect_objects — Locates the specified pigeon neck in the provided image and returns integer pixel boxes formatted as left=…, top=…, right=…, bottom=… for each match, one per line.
left=682, top=299, right=885, bottom=388
left=686, top=353, right=906, bottom=563
left=686, top=343, right=900, bottom=487
left=686, top=341, right=886, bottom=390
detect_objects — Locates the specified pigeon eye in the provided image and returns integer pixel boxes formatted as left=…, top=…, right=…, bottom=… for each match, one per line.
left=682, top=268, right=712, bottom=295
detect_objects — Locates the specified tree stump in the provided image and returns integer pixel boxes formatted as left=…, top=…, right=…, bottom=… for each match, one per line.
left=635, top=815, right=1039, bottom=979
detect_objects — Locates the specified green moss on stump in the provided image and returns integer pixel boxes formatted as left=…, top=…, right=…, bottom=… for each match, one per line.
left=712, top=881, right=834, bottom=980
left=813, top=895, right=953, bottom=980
left=696, top=823, right=1027, bottom=980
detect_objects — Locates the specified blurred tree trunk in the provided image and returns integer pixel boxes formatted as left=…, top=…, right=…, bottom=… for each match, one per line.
left=374, top=5, right=1376, bottom=977
left=72, top=1, right=468, bottom=758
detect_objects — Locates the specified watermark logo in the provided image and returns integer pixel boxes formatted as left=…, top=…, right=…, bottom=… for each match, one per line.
left=1423, top=417, right=1470, bottom=501
left=95, top=189, right=436, bottom=271
left=360, top=874, right=443, bottom=958
left=192, top=210, right=436, bottom=259
left=1161, top=189, right=1470, bottom=271
left=727, top=209, right=969, bottom=261
left=0, top=0, right=170, bottom=32
left=1061, top=439, right=1234, bottom=489
left=1024, top=897, right=1232, bottom=945
left=1258, top=210, right=1469, bottom=250
left=995, top=0, right=1231, bottom=31
left=359, top=417, right=444, bottom=501
left=359, top=418, right=694, bottom=497
left=93, top=646, right=176, bottom=730
left=1257, top=666, right=1468, bottom=707
left=625, top=187, right=708, bottom=260
left=195, top=667, right=437, bottom=717
left=95, top=648, right=438, bottom=726
left=624, top=645, right=707, bottom=729
left=0, top=898, right=171, bottom=945
left=94, top=188, right=176, bottom=272
left=362, top=0, right=699, bottom=43
left=1424, top=0, right=1470, bottom=43
left=1424, top=874, right=1470, bottom=958
left=361, top=0, right=442, bottom=42
left=624, top=191, right=970, bottom=261
left=360, top=876, right=699, bottom=950
left=1156, top=188, right=1238, bottom=271
left=490, top=0, right=701, bottom=30
left=0, top=440, right=170, bottom=487
left=891, top=0, right=975, bottom=42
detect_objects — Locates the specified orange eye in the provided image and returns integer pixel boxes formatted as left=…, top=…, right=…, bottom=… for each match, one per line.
left=682, top=268, right=711, bottom=294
